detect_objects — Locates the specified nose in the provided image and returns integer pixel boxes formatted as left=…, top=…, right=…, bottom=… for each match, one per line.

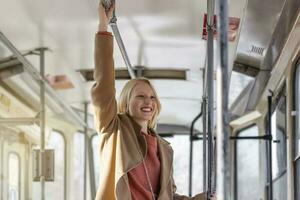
left=143, top=96, right=155, bottom=105
left=144, top=97, right=152, bottom=104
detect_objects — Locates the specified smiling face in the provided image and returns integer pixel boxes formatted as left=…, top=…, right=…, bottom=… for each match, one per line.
left=118, top=79, right=161, bottom=129
left=128, top=82, right=158, bottom=127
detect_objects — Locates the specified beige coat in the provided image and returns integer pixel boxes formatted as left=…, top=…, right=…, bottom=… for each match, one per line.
left=91, top=33, right=205, bottom=200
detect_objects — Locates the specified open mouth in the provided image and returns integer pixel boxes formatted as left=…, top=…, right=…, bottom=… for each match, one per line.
left=141, top=107, right=153, bottom=112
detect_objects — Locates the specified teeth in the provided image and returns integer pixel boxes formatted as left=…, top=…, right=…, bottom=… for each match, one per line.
left=141, top=107, right=152, bottom=112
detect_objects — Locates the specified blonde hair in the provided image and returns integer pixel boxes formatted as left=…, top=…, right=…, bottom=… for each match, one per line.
left=118, top=78, right=161, bottom=129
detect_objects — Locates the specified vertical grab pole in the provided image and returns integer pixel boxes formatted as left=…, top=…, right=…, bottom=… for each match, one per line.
left=85, top=102, right=96, bottom=199
left=207, top=0, right=215, bottom=197
left=216, top=0, right=230, bottom=199
left=202, top=97, right=207, bottom=193
left=267, top=92, right=273, bottom=200
left=189, top=110, right=203, bottom=196
left=83, top=103, right=88, bottom=200
left=38, top=48, right=47, bottom=200
left=83, top=102, right=97, bottom=199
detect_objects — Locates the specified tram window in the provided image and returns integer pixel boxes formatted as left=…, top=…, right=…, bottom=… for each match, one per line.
left=164, top=135, right=203, bottom=196
left=272, top=94, right=287, bottom=174
left=32, top=130, right=65, bottom=200
left=72, top=132, right=85, bottom=200
left=236, top=126, right=260, bottom=200
left=8, top=153, right=20, bottom=200
left=92, top=134, right=100, bottom=190
left=271, top=94, right=287, bottom=200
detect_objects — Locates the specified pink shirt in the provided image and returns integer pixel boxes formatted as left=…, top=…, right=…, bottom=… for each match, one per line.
left=128, top=132, right=161, bottom=200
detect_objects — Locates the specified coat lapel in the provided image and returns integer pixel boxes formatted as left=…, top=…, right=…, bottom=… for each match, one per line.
left=127, top=114, right=147, bottom=157
left=156, top=136, right=173, bottom=196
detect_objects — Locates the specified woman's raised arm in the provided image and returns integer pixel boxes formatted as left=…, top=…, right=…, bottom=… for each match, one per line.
left=91, top=2, right=117, bottom=133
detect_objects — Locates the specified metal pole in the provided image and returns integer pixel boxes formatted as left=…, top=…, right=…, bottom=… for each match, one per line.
left=202, top=97, right=207, bottom=193
left=88, top=138, right=96, bottom=199
left=109, top=12, right=136, bottom=79
left=0, top=117, right=40, bottom=125
left=189, top=110, right=203, bottom=196
left=230, top=135, right=272, bottom=140
left=38, top=47, right=47, bottom=200
left=83, top=103, right=88, bottom=200
left=216, top=0, right=230, bottom=199
left=84, top=102, right=97, bottom=199
left=233, top=141, right=237, bottom=200
left=207, top=0, right=215, bottom=197
left=267, top=93, right=273, bottom=200
left=183, top=135, right=273, bottom=141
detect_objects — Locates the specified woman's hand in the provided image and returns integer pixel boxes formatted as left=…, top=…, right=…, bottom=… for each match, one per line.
left=98, top=1, right=115, bottom=32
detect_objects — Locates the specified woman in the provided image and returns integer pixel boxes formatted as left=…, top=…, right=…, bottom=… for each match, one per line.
left=91, top=2, right=213, bottom=200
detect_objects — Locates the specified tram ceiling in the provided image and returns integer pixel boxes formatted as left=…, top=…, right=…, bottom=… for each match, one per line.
left=0, top=0, right=247, bottom=129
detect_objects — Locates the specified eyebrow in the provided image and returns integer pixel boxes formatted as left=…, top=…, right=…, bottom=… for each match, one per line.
left=135, top=92, right=155, bottom=96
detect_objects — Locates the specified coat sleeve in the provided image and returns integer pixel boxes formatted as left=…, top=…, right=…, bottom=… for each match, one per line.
left=172, top=176, right=206, bottom=200
left=90, top=33, right=117, bottom=133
